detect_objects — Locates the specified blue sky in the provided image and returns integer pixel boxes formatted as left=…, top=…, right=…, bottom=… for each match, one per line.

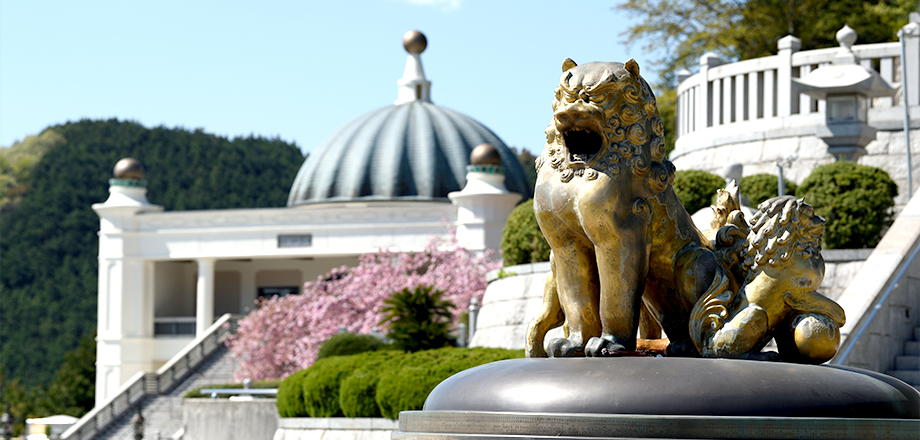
left=0, top=1, right=653, bottom=154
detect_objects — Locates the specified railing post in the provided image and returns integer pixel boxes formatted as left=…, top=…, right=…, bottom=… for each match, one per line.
left=901, top=15, right=920, bottom=106
left=699, top=52, right=722, bottom=129
left=676, top=69, right=692, bottom=136
left=777, top=35, right=801, bottom=116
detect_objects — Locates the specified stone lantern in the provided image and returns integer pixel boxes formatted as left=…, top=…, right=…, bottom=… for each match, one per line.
left=793, top=25, right=897, bottom=161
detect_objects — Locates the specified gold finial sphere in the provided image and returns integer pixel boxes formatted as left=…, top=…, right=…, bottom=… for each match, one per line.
left=114, top=157, right=145, bottom=179
left=470, top=143, right=502, bottom=166
left=403, top=30, right=427, bottom=54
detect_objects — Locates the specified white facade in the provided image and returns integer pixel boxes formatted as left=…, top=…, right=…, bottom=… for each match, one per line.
left=92, top=168, right=519, bottom=405
left=91, top=29, right=527, bottom=405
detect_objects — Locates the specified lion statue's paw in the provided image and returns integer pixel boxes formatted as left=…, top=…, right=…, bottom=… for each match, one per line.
left=585, top=336, right=627, bottom=357
left=547, top=338, right=582, bottom=357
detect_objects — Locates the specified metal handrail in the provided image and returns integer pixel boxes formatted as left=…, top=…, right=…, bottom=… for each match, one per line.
left=835, top=238, right=920, bottom=365
left=62, top=313, right=239, bottom=440
left=199, top=388, right=278, bottom=398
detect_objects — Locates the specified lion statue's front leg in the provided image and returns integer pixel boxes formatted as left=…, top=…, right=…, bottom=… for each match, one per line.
left=535, top=199, right=651, bottom=357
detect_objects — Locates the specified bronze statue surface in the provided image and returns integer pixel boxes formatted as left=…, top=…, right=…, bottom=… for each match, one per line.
left=526, top=59, right=845, bottom=363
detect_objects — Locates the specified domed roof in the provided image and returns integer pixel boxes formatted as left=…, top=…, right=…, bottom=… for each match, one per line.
left=287, top=31, right=532, bottom=206
left=287, top=101, right=532, bottom=205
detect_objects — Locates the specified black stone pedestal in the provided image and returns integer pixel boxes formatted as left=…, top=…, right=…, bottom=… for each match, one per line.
left=393, top=357, right=920, bottom=439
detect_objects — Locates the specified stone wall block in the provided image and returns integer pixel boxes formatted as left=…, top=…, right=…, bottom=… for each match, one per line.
left=820, top=263, right=837, bottom=294
left=865, top=131, right=889, bottom=155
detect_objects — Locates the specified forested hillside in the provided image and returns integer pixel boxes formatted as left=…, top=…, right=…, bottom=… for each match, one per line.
left=1, top=119, right=304, bottom=390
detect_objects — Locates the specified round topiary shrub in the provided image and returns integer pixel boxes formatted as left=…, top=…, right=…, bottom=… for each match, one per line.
left=277, top=369, right=312, bottom=417
left=316, top=332, right=389, bottom=361
left=500, top=199, right=550, bottom=267
left=797, top=161, right=898, bottom=249
left=375, top=347, right=524, bottom=419
left=739, top=173, right=798, bottom=207
left=338, top=350, right=407, bottom=418
left=673, top=169, right=726, bottom=214
left=300, top=354, right=370, bottom=417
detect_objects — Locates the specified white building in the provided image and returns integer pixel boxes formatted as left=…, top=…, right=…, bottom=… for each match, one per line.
left=91, top=31, right=528, bottom=405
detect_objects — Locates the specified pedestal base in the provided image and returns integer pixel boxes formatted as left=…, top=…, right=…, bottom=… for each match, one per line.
left=394, top=357, right=919, bottom=440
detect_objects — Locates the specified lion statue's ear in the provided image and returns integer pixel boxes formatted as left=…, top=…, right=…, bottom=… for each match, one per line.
left=625, top=59, right=640, bottom=77
left=562, top=58, right=577, bottom=72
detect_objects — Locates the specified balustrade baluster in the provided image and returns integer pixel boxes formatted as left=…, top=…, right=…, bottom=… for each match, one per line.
left=880, top=57, right=894, bottom=107
left=799, top=64, right=813, bottom=114
left=712, top=79, right=722, bottom=127
left=748, top=71, right=759, bottom=120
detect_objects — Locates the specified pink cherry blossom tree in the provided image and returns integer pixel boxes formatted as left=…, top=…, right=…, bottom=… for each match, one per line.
left=226, top=233, right=501, bottom=381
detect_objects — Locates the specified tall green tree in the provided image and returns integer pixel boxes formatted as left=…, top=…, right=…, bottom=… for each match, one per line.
left=0, top=129, right=66, bottom=212
left=0, top=119, right=304, bottom=391
left=616, top=0, right=915, bottom=81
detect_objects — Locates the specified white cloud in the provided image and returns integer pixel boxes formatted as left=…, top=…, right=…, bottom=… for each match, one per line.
left=400, top=0, right=462, bottom=12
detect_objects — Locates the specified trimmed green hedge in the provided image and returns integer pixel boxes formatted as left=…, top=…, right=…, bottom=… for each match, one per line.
left=276, top=347, right=523, bottom=419
left=500, top=199, right=550, bottom=267
left=277, top=370, right=311, bottom=417
left=797, top=161, right=898, bottom=249
left=673, top=169, right=725, bottom=214
left=739, top=173, right=797, bottom=207
left=339, top=350, right=405, bottom=417
left=317, top=332, right=391, bottom=361
left=375, top=347, right=523, bottom=419
left=301, top=354, right=375, bottom=417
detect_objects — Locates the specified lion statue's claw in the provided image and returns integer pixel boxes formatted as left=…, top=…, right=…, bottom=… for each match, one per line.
left=665, top=340, right=700, bottom=358
left=585, top=336, right=626, bottom=357
left=547, top=338, right=581, bottom=357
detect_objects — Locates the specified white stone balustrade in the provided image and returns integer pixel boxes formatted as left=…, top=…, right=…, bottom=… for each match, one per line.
left=674, top=28, right=917, bottom=156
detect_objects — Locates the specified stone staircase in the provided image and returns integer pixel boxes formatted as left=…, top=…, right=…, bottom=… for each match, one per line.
left=93, top=346, right=238, bottom=440
left=888, top=326, right=920, bottom=390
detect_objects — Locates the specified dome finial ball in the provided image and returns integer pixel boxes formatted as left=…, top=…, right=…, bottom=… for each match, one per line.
left=470, top=143, right=502, bottom=166
left=114, top=157, right=145, bottom=179
left=403, top=30, right=427, bottom=54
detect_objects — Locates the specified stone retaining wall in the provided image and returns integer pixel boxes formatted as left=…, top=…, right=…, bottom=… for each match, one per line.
left=183, top=399, right=278, bottom=440
left=272, top=417, right=398, bottom=440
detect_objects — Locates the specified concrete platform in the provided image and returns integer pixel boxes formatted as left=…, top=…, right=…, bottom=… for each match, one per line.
left=394, top=357, right=920, bottom=439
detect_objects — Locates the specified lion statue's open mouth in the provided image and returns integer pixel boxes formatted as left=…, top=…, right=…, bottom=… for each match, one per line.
left=555, top=106, right=606, bottom=166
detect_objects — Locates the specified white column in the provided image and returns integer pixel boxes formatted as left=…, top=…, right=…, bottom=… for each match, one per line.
left=777, top=35, right=801, bottom=117
left=763, top=69, right=776, bottom=118
left=901, top=19, right=920, bottom=106
left=196, top=258, right=216, bottom=337
left=699, top=52, right=722, bottom=128
left=748, top=71, right=760, bottom=120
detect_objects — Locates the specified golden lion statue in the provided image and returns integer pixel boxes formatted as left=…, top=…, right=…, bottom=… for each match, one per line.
left=690, top=196, right=846, bottom=363
left=530, top=59, right=675, bottom=357
left=526, top=58, right=845, bottom=363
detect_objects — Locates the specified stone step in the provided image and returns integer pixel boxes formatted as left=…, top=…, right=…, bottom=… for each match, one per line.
left=906, top=340, right=920, bottom=356
left=887, top=369, right=920, bottom=386
left=895, top=355, right=920, bottom=370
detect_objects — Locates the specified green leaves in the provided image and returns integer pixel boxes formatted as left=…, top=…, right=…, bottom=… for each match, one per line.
left=740, top=173, right=797, bottom=207
left=798, top=161, right=897, bottom=249
left=500, top=199, right=551, bottom=267
left=673, top=169, right=726, bottom=214
left=378, top=285, right=456, bottom=353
